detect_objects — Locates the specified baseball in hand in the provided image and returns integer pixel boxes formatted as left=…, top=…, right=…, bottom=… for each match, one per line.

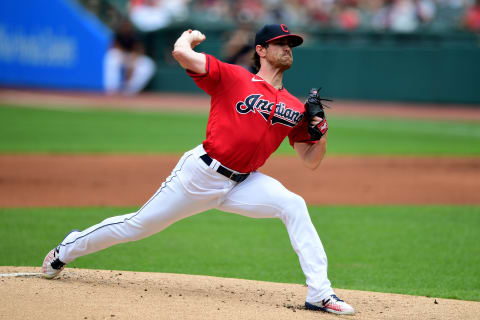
left=190, top=30, right=206, bottom=47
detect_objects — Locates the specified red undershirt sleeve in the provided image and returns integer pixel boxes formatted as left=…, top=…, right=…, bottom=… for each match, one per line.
left=288, top=117, right=317, bottom=146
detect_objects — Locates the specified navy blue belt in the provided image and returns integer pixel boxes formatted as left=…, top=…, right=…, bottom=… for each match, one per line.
left=200, top=154, right=250, bottom=183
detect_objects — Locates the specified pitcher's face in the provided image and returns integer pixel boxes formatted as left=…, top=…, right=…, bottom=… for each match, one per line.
left=264, top=38, right=293, bottom=70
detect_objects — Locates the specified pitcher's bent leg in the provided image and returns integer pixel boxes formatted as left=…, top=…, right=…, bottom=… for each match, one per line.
left=218, top=172, right=334, bottom=302
left=279, top=193, right=334, bottom=302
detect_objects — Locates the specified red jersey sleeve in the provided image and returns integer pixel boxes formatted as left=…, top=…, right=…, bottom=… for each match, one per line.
left=186, top=54, right=241, bottom=96
left=288, top=117, right=317, bottom=146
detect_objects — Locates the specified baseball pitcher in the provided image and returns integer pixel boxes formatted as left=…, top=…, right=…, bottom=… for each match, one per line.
left=42, top=24, right=354, bottom=315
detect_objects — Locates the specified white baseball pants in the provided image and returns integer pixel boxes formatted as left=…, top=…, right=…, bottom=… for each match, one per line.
left=103, top=48, right=156, bottom=95
left=58, top=144, right=334, bottom=302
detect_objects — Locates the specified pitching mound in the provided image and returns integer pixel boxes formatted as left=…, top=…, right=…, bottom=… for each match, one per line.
left=1, top=267, right=478, bottom=320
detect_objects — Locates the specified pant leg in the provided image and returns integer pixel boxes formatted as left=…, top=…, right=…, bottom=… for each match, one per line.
left=103, top=48, right=124, bottom=94
left=59, top=146, right=231, bottom=263
left=217, top=171, right=334, bottom=302
left=124, top=55, right=156, bottom=95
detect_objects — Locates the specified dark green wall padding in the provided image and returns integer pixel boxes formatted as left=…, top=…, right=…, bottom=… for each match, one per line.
left=144, top=26, right=480, bottom=104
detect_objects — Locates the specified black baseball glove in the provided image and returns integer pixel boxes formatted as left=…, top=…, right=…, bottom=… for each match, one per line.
left=304, top=88, right=331, bottom=141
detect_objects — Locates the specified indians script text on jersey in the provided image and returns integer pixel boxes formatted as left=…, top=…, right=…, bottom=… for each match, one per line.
left=188, top=54, right=313, bottom=173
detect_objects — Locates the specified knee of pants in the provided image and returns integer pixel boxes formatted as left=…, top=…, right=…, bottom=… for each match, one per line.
left=280, top=193, right=309, bottom=222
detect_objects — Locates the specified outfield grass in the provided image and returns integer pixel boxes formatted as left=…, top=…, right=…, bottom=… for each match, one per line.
left=1, top=103, right=479, bottom=302
left=1, top=206, right=479, bottom=301
left=1, top=105, right=479, bottom=155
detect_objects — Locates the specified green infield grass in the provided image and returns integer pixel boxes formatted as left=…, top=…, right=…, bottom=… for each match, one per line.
left=1, top=205, right=479, bottom=301
left=1, top=105, right=479, bottom=155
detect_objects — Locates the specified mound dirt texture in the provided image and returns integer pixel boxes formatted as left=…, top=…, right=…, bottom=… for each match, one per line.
left=1, top=90, right=479, bottom=319
left=1, top=267, right=479, bottom=320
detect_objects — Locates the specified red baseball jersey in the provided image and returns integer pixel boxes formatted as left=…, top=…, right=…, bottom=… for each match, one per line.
left=187, top=54, right=313, bottom=173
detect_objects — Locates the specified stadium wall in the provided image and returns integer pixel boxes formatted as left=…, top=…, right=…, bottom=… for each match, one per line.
left=148, top=27, right=480, bottom=104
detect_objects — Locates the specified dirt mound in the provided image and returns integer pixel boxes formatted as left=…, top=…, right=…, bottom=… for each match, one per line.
left=1, top=266, right=478, bottom=320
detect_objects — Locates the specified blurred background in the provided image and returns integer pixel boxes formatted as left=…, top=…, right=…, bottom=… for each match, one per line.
left=1, top=0, right=480, bottom=103
left=1, top=1, right=479, bottom=305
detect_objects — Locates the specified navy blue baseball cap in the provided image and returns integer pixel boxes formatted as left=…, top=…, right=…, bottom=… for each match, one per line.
left=255, top=24, right=303, bottom=47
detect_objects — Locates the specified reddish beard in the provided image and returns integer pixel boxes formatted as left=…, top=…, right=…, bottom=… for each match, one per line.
left=267, top=53, right=292, bottom=70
